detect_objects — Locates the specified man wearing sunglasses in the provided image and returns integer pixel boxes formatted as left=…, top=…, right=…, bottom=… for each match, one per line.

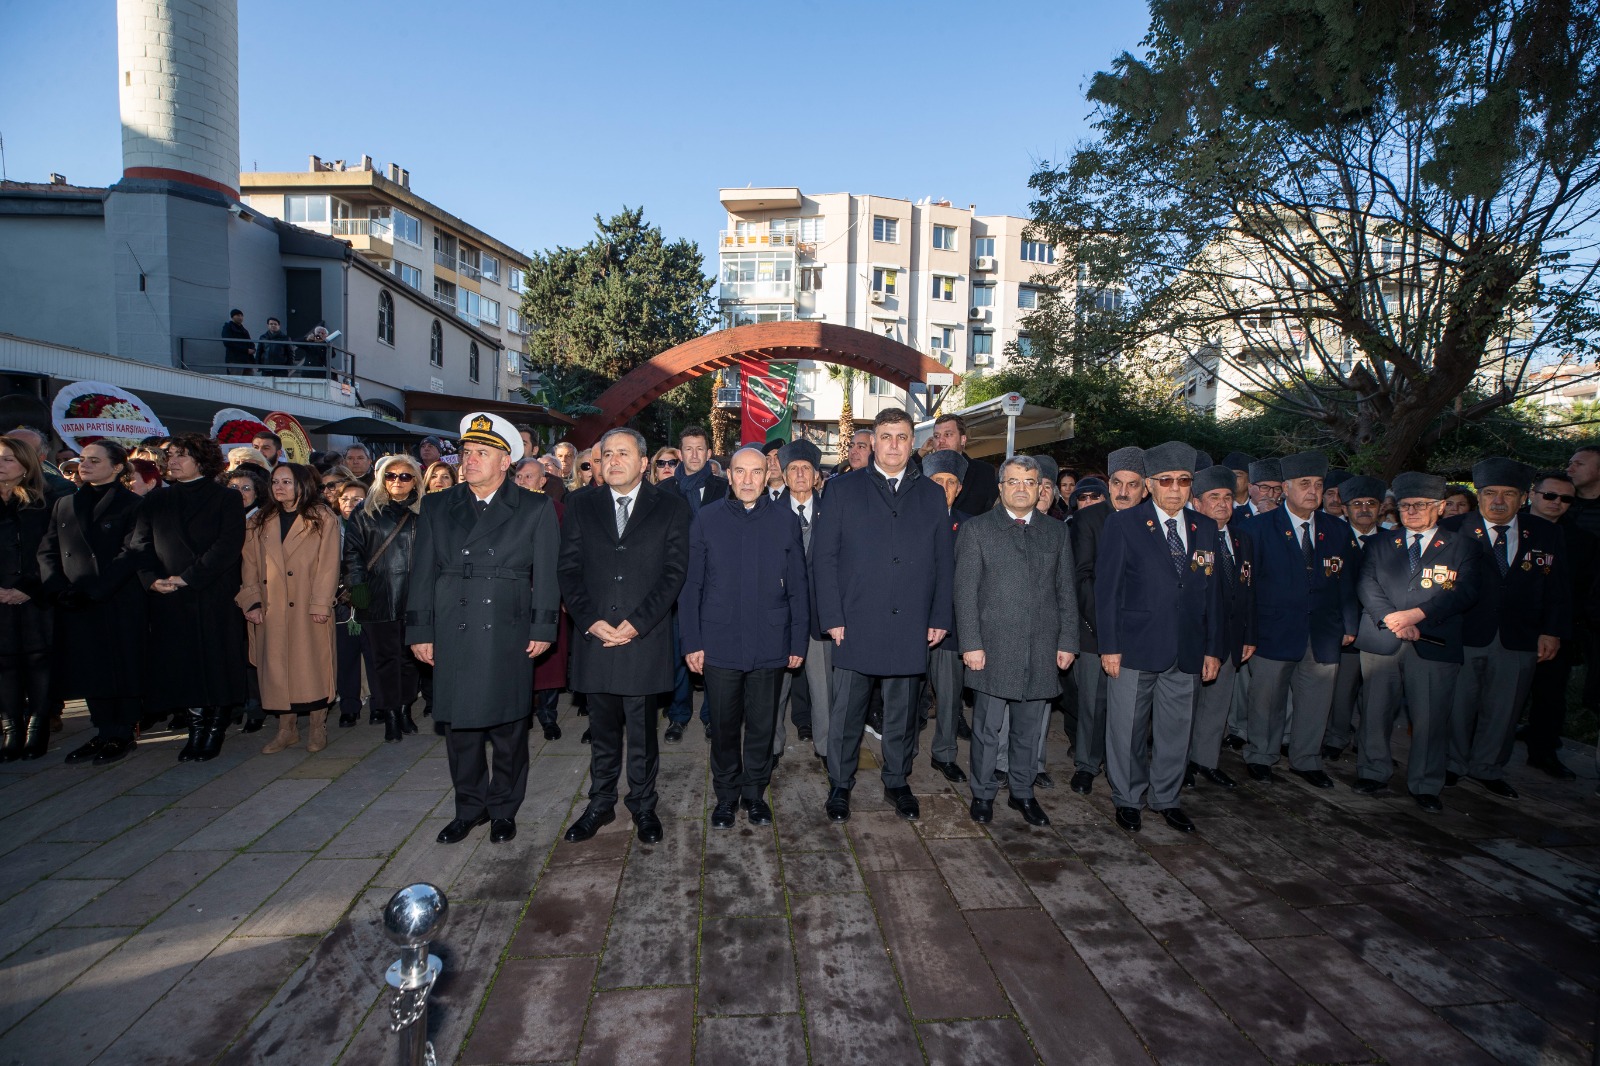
left=1523, top=470, right=1595, bottom=778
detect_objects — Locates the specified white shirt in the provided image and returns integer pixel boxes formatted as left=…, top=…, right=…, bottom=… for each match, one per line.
left=874, top=463, right=907, bottom=493
left=470, top=489, right=497, bottom=507
left=609, top=484, right=641, bottom=512
left=1217, top=523, right=1233, bottom=556
left=1487, top=516, right=1518, bottom=552
left=790, top=494, right=814, bottom=524
left=1003, top=507, right=1034, bottom=524
left=768, top=486, right=784, bottom=501
left=1154, top=504, right=1187, bottom=551
left=1284, top=505, right=1316, bottom=549
left=1407, top=526, right=1439, bottom=554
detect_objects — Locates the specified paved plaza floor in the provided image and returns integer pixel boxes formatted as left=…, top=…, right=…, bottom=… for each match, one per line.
left=0, top=698, right=1597, bottom=1065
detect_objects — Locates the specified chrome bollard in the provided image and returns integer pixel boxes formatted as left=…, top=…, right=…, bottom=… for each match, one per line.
left=382, top=883, right=449, bottom=1066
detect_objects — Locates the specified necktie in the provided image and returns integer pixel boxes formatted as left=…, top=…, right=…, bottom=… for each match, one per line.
left=1492, top=524, right=1510, bottom=575
left=888, top=477, right=899, bottom=496
left=475, top=498, right=490, bottom=519
left=1166, top=518, right=1186, bottom=576
left=1014, top=518, right=1027, bottom=528
left=1218, top=530, right=1236, bottom=584
left=798, top=505, right=809, bottom=531
left=1299, top=520, right=1314, bottom=568
left=1408, top=533, right=1423, bottom=576
left=615, top=495, right=631, bottom=538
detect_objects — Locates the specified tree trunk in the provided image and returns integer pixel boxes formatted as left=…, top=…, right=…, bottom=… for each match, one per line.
left=837, top=371, right=855, bottom=445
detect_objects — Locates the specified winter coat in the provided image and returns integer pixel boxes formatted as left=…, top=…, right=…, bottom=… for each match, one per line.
left=39, top=481, right=146, bottom=698
left=237, top=509, right=340, bottom=711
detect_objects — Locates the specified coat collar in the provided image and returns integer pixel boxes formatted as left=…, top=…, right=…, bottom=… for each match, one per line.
left=593, top=479, right=660, bottom=543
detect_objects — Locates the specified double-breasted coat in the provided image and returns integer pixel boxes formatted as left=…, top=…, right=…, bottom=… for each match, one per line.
left=679, top=496, right=809, bottom=672
left=406, top=481, right=561, bottom=726
left=39, top=481, right=146, bottom=699
left=558, top=482, right=690, bottom=696
left=237, top=510, right=341, bottom=712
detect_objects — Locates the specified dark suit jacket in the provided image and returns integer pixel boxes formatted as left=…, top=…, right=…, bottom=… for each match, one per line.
left=1215, top=523, right=1257, bottom=666
left=660, top=471, right=730, bottom=516
left=951, top=455, right=998, bottom=516
left=811, top=466, right=955, bottom=676
left=558, top=481, right=690, bottom=695
left=1354, top=526, right=1483, bottom=663
left=1443, top=513, right=1571, bottom=651
left=1069, top=502, right=1109, bottom=654
left=1241, top=507, right=1361, bottom=663
left=1094, top=499, right=1226, bottom=674
left=679, top=496, right=808, bottom=672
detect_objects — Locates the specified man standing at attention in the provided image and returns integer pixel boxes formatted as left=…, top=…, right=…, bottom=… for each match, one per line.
left=657, top=425, right=726, bottom=742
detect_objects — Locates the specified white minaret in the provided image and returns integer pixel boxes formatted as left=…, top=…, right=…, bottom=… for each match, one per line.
left=117, top=0, right=240, bottom=197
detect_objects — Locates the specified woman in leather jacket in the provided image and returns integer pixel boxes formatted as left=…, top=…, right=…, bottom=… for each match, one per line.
left=0, top=436, right=57, bottom=761
left=343, top=453, right=423, bottom=741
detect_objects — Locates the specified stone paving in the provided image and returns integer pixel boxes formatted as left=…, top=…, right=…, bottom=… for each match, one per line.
left=1, top=697, right=1597, bottom=1065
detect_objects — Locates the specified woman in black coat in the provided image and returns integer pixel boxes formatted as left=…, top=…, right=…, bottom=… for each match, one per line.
left=127, top=434, right=247, bottom=761
left=342, top=453, right=422, bottom=741
left=40, top=441, right=146, bottom=765
left=0, top=436, right=56, bottom=761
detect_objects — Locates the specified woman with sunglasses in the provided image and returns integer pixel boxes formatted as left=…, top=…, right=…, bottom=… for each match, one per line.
left=650, top=447, right=682, bottom=485
left=343, top=454, right=425, bottom=740
left=423, top=460, right=458, bottom=494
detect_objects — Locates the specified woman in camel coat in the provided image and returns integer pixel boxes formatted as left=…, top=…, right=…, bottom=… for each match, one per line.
left=238, top=463, right=340, bottom=754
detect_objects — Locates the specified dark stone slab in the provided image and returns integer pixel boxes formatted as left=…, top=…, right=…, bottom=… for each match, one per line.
left=987, top=816, right=1078, bottom=862
left=695, top=1014, right=808, bottom=1066
left=597, top=816, right=701, bottom=989
left=448, top=759, right=588, bottom=902
left=175, top=778, right=331, bottom=851
left=915, top=792, right=987, bottom=838
left=547, top=810, right=633, bottom=867
left=1198, top=817, right=1356, bottom=907
left=1446, top=855, right=1600, bottom=940
left=919, top=1018, right=1040, bottom=1065
left=699, top=916, right=799, bottom=1016
left=1435, top=936, right=1599, bottom=1043
left=0, top=840, right=96, bottom=900
left=56, top=806, right=221, bottom=879
left=1146, top=844, right=1317, bottom=939
left=1345, top=881, right=1487, bottom=942
left=41, top=794, right=173, bottom=843
left=769, top=769, right=849, bottom=853
left=0, top=924, right=132, bottom=1037
left=847, top=810, right=934, bottom=871
left=927, top=838, right=1036, bottom=910
left=702, top=824, right=785, bottom=916
left=577, top=987, right=694, bottom=1066
left=783, top=849, right=864, bottom=896
left=510, top=857, right=623, bottom=957
left=863, top=869, right=1008, bottom=1019
left=1472, top=914, right=1600, bottom=989
left=1303, top=903, right=1503, bottom=1006
left=461, top=956, right=595, bottom=1065
left=1435, top=1000, right=1593, bottom=1066
left=790, top=892, right=921, bottom=1065
left=1469, top=838, right=1600, bottom=903
left=61, top=849, right=233, bottom=929
left=0, top=877, right=118, bottom=962
left=321, top=787, right=447, bottom=859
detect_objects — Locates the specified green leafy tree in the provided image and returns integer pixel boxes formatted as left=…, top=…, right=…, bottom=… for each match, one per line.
left=1026, top=0, right=1600, bottom=479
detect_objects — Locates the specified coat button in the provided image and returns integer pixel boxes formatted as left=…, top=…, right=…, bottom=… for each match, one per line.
left=463, top=549, right=471, bottom=555
left=458, top=623, right=467, bottom=630
left=892, top=608, right=900, bottom=615
left=892, top=558, right=900, bottom=565
left=484, top=599, right=492, bottom=604
left=615, top=575, right=624, bottom=582
left=287, top=571, right=294, bottom=576
left=483, top=624, right=492, bottom=630
left=288, top=601, right=295, bottom=607
left=459, top=598, right=468, bottom=607
left=891, top=511, right=898, bottom=518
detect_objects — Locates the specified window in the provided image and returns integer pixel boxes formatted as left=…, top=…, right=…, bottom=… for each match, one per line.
left=457, top=289, right=500, bottom=325
left=798, top=368, right=821, bottom=392
left=932, top=225, right=958, bottom=251
left=868, top=376, right=893, bottom=395
left=930, top=326, right=955, bottom=351
left=399, top=264, right=422, bottom=290
left=506, top=348, right=520, bottom=375
left=871, top=268, right=898, bottom=295
left=1017, top=287, right=1039, bottom=310
left=799, top=217, right=826, bottom=243
left=377, top=290, right=395, bottom=345
left=770, top=218, right=798, bottom=242
left=1021, top=240, right=1056, bottom=264
left=481, top=253, right=500, bottom=282
left=932, top=276, right=956, bottom=302
left=509, top=267, right=525, bottom=293
left=972, top=283, right=995, bottom=307
left=429, top=320, right=443, bottom=367
left=1079, top=286, right=1122, bottom=313
left=392, top=210, right=421, bottom=246
left=872, top=216, right=899, bottom=243
left=719, top=251, right=796, bottom=301
left=972, top=332, right=994, bottom=356
left=506, top=308, right=523, bottom=334
left=723, top=303, right=796, bottom=328
left=798, top=267, right=824, bottom=292
left=286, top=195, right=328, bottom=224
left=973, top=237, right=995, bottom=258
left=469, top=342, right=480, bottom=383
left=1016, top=334, right=1035, bottom=357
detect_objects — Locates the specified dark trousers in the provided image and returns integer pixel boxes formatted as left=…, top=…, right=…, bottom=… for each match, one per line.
left=828, top=670, right=919, bottom=791
left=363, top=620, right=419, bottom=714
left=705, top=664, right=782, bottom=802
left=88, top=696, right=139, bottom=741
left=786, top=664, right=812, bottom=730
left=666, top=614, right=694, bottom=724
left=0, top=650, right=50, bottom=725
left=336, top=622, right=368, bottom=716
left=444, top=717, right=530, bottom=821
left=587, top=692, right=659, bottom=817
left=533, top=688, right=560, bottom=725
left=1525, top=651, right=1573, bottom=760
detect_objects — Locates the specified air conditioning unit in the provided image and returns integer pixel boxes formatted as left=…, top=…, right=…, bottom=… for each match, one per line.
left=870, top=290, right=887, bottom=304
left=972, top=354, right=992, bottom=367
left=974, top=256, right=996, bottom=272
left=968, top=307, right=987, bottom=321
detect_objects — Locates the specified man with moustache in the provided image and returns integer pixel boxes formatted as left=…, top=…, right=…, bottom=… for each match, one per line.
left=1185, top=463, right=1255, bottom=790
left=1235, top=458, right=1283, bottom=525
left=772, top=439, right=829, bottom=763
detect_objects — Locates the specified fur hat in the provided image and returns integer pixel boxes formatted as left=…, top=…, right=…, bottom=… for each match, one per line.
left=1470, top=457, right=1534, bottom=493
left=1221, top=451, right=1254, bottom=473
left=1191, top=464, right=1237, bottom=497
left=1279, top=451, right=1329, bottom=481
left=1106, top=446, right=1145, bottom=477
left=778, top=439, right=822, bottom=472
left=1142, top=441, right=1199, bottom=476
left=1338, top=475, right=1387, bottom=504
left=1248, top=458, right=1283, bottom=484
left=1390, top=471, right=1447, bottom=501
left=921, top=449, right=968, bottom=480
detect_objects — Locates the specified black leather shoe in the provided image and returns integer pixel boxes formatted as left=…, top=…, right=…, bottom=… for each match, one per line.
left=1183, top=764, right=1197, bottom=789
left=703, top=725, right=712, bottom=740
left=338, top=713, right=358, bottom=728
left=1223, top=733, right=1247, bottom=751
left=369, top=709, right=383, bottom=725
left=1070, top=770, right=1094, bottom=795
left=1321, top=744, right=1344, bottom=761
left=664, top=721, right=685, bottom=743
left=970, top=797, right=993, bottom=823
left=1527, top=754, right=1577, bottom=779
left=65, top=737, right=108, bottom=764
left=884, top=785, right=920, bottom=820
left=176, top=708, right=203, bottom=762
left=1292, top=768, right=1335, bottom=789
left=1161, top=807, right=1196, bottom=833
left=1033, top=772, right=1056, bottom=790
left=1351, top=777, right=1387, bottom=795
left=634, top=811, right=664, bottom=844
left=931, top=758, right=967, bottom=783
left=1115, top=806, right=1142, bottom=833
left=1008, top=796, right=1050, bottom=826
left=580, top=729, right=591, bottom=744
left=575, top=704, right=588, bottom=717
left=92, top=737, right=134, bottom=765
left=542, top=722, right=562, bottom=741
left=956, top=715, right=972, bottom=741
left=399, top=709, right=419, bottom=736
left=825, top=787, right=851, bottom=822
left=242, top=717, right=264, bottom=734
left=383, top=712, right=402, bottom=743
left=1476, top=777, right=1519, bottom=799
left=796, top=726, right=812, bottom=742
left=563, top=806, right=615, bottom=842
left=489, top=818, right=517, bottom=843
left=1246, top=763, right=1277, bottom=782
left=711, top=801, right=738, bottom=830
left=1444, top=771, right=1460, bottom=787
left=742, top=797, right=774, bottom=825
left=1411, top=791, right=1443, bottom=813
left=194, top=708, right=226, bottom=761
left=437, top=813, right=489, bottom=844
left=1199, top=766, right=1237, bottom=789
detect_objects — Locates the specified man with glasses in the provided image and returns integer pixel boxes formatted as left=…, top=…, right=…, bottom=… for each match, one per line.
left=1322, top=475, right=1388, bottom=761
left=1096, top=441, right=1225, bottom=834
left=1240, top=451, right=1361, bottom=788
left=1235, top=458, right=1282, bottom=524
left=1523, top=471, right=1594, bottom=778
left=1185, top=463, right=1256, bottom=790
left=1352, top=473, right=1484, bottom=812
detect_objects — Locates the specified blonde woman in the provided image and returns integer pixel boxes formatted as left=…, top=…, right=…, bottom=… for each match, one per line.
left=0, top=436, right=57, bottom=760
left=650, top=447, right=682, bottom=485
left=343, top=454, right=424, bottom=740
left=423, top=461, right=458, bottom=494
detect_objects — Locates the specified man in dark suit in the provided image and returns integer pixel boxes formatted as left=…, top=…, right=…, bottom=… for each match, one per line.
left=1096, top=441, right=1225, bottom=834
left=812, top=408, right=955, bottom=822
left=558, top=428, right=691, bottom=845
left=1233, top=457, right=1282, bottom=526
left=1353, top=472, right=1484, bottom=811
left=1443, top=458, right=1570, bottom=799
left=1523, top=470, right=1594, bottom=778
left=1240, top=451, right=1361, bottom=788
left=407, top=413, right=561, bottom=845
left=1221, top=452, right=1253, bottom=509
left=680, top=446, right=808, bottom=828
left=772, top=440, right=828, bottom=763
left=1185, top=463, right=1255, bottom=789
left=654, top=426, right=724, bottom=742
left=1323, top=475, right=1387, bottom=760
left=928, top=413, right=998, bottom=516
left=922, top=449, right=973, bottom=784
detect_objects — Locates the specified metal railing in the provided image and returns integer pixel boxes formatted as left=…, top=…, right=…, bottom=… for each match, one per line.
left=433, top=249, right=458, bottom=270
left=455, top=259, right=482, bottom=281
left=331, top=217, right=393, bottom=239
left=178, top=336, right=359, bottom=404
left=719, top=230, right=799, bottom=247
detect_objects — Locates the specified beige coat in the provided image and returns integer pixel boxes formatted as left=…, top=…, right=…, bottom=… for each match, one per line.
left=237, top=511, right=340, bottom=711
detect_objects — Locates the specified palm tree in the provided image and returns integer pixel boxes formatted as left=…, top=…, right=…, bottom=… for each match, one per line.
left=825, top=363, right=857, bottom=444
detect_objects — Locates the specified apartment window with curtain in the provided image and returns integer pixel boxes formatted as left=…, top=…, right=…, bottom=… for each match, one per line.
left=429, top=320, right=443, bottom=367
left=872, top=217, right=899, bottom=243
left=1020, top=240, right=1056, bottom=264
left=932, top=225, right=958, bottom=250
left=972, top=332, right=993, bottom=356
left=377, top=291, right=395, bottom=345
left=872, top=268, right=898, bottom=295
left=932, top=276, right=956, bottom=302
left=1017, top=287, right=1039, bottom=310
left=799, top=217, right=826, bottom=242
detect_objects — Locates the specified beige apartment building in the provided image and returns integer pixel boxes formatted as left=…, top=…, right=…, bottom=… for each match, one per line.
left=241, top=156, right=531, bottom=399
left=717, top=187, right=1065, bottom=458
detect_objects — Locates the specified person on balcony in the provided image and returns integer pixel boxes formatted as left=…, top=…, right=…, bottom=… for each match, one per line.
left=257, top=317, right=295, bottom=378
left=221, top=309, right=256, bottom=375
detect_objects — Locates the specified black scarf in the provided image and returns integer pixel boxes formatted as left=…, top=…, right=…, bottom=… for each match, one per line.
left=677, top=462, right=712, bottom=515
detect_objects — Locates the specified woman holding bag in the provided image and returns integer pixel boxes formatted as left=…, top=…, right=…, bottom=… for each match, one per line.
left=240, top=463, right=340, bottom=754
left=343, top=453, right=423, bottom=742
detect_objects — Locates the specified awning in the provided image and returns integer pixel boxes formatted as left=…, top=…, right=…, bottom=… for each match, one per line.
left=401, top=391, right=575, bottom=430
left=915, top=395, right=1075, bottom=459
left=309, top=415, right=458, bottom=442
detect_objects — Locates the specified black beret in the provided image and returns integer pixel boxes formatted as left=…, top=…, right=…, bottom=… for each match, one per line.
left=1221, top=451, right=1254, bottom=473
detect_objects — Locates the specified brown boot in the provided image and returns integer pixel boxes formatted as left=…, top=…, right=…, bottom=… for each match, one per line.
left=306, top=710, right=329, bottom=754
left=261, top=713, right=299, bottom=754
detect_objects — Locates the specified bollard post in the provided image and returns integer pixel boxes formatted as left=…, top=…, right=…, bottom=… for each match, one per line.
left=382, top=883, right=449, bottom=1066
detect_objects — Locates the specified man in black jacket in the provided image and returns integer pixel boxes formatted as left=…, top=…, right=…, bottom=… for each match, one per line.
left=1185, top=463, right=1254, bottom=790
left=221, top=309, right=256, bottom=374
left=656, top=425, right=725, bottom=740
left=1523, top=470, right=1594, bottom=778
left=928, top=413, right=998, bottom=516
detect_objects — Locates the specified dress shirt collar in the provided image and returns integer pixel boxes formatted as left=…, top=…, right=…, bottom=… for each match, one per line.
left=609, top=482, right=641, bottom=508
left=1003, top=507, right=1033, bottom=524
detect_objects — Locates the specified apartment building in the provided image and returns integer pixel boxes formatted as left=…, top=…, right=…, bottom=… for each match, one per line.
left=717, top=188, right=1067, bottom=458
left=242, top=156, right=532, bottom=398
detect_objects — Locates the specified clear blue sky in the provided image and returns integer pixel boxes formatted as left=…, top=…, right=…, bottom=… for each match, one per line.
left=1, top=0, right=1152, bottom=266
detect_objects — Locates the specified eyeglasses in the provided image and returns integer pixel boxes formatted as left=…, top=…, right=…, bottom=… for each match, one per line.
left=1077, top=492, right=1106, bottom=501
left=1151, top=476, right=1193, bottom=488
left=1537, top=491, right=1576, bottom=504
left=1002, top=478, right=1039, bottom=488
left=383, top=472, right=416, bottom=483
left=580, top=462, right=592, bottom=471
left=1396, top=501, right=1438, bottom=512
left=655, top=459, right=676, bottom=467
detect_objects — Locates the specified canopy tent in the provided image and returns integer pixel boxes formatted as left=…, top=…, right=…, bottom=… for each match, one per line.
left=915, top=395, right=1074, bottom=459
left=309, top=415, right=458, bottom=442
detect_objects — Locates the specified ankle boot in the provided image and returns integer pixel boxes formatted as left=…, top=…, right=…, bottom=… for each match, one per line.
left=399, top=707, right=418, bottom=735
left=176, top=708, right=204, bottom=762
left=306, top=710, right=329, bottom=753
left=382, top=710, right=403, bottom=743
left=0, top=713, right=23, bottom=762
left=261, top=713, right=299, bottom=754
left=195, top=708, right=227, bottom=761
left=20, top=712, right=49, bottom=760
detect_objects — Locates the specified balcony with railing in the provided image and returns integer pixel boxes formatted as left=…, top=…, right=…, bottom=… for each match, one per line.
left=433, top=249, right=459, bottom=273
left=176, top=337, right=359, bottom=405
left=720, top=230, right=799, bottom=248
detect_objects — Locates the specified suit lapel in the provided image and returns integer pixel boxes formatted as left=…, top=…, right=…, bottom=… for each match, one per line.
left=448, top=486, right=477, bottom=539
left=620, top=483, right=658, bottom=542
left=466, top=484, right=517, bottom=547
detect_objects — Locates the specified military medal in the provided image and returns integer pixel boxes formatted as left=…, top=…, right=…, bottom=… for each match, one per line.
left=1420, top=578, right=1433, bottom=588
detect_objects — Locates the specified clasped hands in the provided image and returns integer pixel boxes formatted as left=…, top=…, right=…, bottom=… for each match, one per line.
left=589, top=619, right=638, bottom=648
left=1382, top=607, right=1426, bottom=642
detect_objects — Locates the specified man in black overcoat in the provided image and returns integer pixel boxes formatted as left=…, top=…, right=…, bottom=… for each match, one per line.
left=558, top=428, right=691, bottom=845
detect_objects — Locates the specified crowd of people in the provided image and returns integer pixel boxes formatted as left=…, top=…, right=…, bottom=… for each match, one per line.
left=3, top=406, right=1597, bottom=848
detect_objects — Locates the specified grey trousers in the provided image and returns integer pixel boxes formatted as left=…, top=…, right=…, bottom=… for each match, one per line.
left=1226, top=663, right=1251, bottom=741
left=1324, top=650, right=1363, bottom=752
left=1074, top=652, right=1110, bottom=774
left=1189, top=657, right=1238, bottom=770
left=775, top=637, right=831, bottom=757
left=995, top=699, right=1050, bottom=775
left=1106, top=664, right=1196, bottom=811
left=927, top=647, right=965, bottom=764
left=1450, top=638, right=1537, bottom=781
left=829, top=669, right=918, bottom=791
left=970, top=692, right=1046, bottom=801
left=1358, top=646, right=1459, bottom=796
left=1246, top=645, right=1338, bottom=771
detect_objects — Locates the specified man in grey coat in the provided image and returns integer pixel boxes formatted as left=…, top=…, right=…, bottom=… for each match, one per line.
left=955, top=455, right=1079, bottom=826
